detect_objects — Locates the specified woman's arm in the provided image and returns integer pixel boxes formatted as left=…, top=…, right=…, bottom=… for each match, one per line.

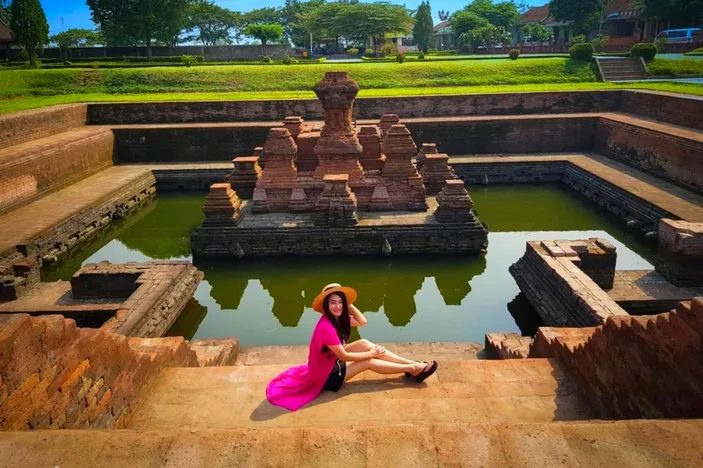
left=349, top=303, right=368, bottom=327
left=327, top=343, right=383, bottom=362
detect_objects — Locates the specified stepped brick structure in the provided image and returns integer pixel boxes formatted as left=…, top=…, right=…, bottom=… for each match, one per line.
left=435, top=179, right=477, bottom=223
left=312, top=72, right=365, bottom=182
left=655, top=219, right=703, bottom=287
left=295, top=131, right=320, bottom=172
left=358, top=125, right=384, bottom=171
left=415, top=142, right=438, bottom=172
left=379, top=114, right=400, bottom=138
left=252, top=146, right=264, bottom=168
left=203, top=183, right=243, bottom=224
left=313, top=174, right=358, bottom=226
left=420, top=153, right=456, bottom=195
left=252, top=128, right=301, bottom=213
left=229, top=156, right=261, bottom=199
left=382, top=124, right=427, bottom=210
left=282, top=116, right=305, bottom=140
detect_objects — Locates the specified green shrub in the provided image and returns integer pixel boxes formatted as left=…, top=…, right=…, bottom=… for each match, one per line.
left=509, top=48, right=520, bottom=60
left=347, top=48, right=359, bottom=55
left=654, top=36, right=667, bottom=52
left=396, top=52, right=405, bottom=63
left=63, top=60, right=72, bottom=66
left=181, top=55, right=197, bottom=67
left=363, top=48, right=374, bottom=57
left=591, top=35, right=610, bottom=53
left=571, top=35, right=586, bottom=44
left=90, top=61, right=100, bottom=69
left=262, top=56, right=272, bottom=63
left=569, top=43, right=594, bottom=61
left=418, top=52, right=425, bottom=60
left=282, top=55, right=296, bottom=65
left=380, top=42, right=398, bottom=57
left=630, top=43, right=657, bottom=61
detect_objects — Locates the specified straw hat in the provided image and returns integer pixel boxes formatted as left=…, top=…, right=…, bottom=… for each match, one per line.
left=312, top=283, right=358, bottom=313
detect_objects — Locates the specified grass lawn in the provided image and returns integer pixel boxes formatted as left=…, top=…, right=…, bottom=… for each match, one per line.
left=2, top=81, right=703, bottom=114
left=1, top=57, right=702, bottom=114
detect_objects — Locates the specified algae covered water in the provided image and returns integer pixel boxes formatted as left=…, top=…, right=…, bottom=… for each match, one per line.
left=43, top=185, right=655, bottom=346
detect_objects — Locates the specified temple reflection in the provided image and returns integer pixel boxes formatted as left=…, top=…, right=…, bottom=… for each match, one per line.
left=506, top=293, right=543, bottom=336
left=200, top=255, right=487, bottom=328
left=166, top=298, right=208, bottom=340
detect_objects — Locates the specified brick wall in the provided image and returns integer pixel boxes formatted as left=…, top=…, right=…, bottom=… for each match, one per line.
left=530, top=298, right=703, bottom=419
left=621, top=90, right=703, bottom=131
left=0, top=314, right=198, bottom=430
left=0, top=128, right=115, bottom=215
left=593, top=118, right=703, bottom=194
left=0, top=104, right=87, bottom=150
left=88, top=91, right=623, bottom=125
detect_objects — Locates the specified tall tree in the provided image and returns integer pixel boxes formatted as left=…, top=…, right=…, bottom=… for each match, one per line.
left=51, top=28, right=102, bottom=60
left=185, top=0, right=241, bottom=45
left=451, top=10, right=489, bottom=40
left=342, top=2, right=414, bottom=56
left=642, top=0, right=703, bottom=26
left=285, top=0, right=325, bottom=48
left=413, top=1, right=433, bottom=53
left=459, top=0, right=520, bottom=30
left=86, top=0, right=189, bottom=60
left=0, top=0, right=10, bottom=24
left=244, top=23, right=283, bottom=56
left=548, top=0, right=607, bottom=34
left=10, top=0, right=49, bottom=66
left=438, top=9, right=450, bottom=21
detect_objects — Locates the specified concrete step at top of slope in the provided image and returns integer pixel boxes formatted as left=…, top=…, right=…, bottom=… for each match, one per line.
left=3, top=420, right=703, bottom=468
left=127, top=358, right=595, bottom=430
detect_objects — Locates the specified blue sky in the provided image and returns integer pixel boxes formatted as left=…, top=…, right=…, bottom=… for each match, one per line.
left=42, top=0, right=546, bottom=35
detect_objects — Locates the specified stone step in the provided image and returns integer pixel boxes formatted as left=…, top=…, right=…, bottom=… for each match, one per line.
left=128, top=358, right=595, bottom=429
left=235, top=341, right=485, bottom=365
left=5, top=419, right=703, bottom=468
left=4, top=420, right=703, bottom=468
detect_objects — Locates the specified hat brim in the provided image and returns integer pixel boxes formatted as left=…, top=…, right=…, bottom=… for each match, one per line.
left=312, top=286, right=358, bottom=313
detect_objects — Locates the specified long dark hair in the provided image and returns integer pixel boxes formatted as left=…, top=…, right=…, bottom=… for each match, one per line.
left=323, top=292, right=350, bottom=343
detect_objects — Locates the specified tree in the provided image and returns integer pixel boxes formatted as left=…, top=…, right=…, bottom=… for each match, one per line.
left=244, top=23, right=284, bottom=56
left=438, top=9, right=450, bottom=21
left=284, top=0, right=325, bottom=48
left=413, top=1, right=433, bottom=53
left=185, top=0, right=241, bottom=45
left=642, top=0, right=703, bottom=25
left=451, top=10, right=489, bottom=40
left=0, top=0, right=10, bottom=24
left=10, top=0, right=49, bottom=66
left=50, top=29, right=102, bottom=61
left=343, top=3, right=414, bottom=56
left=243, top=7, right=286, bottom=27
left=521, top=23, right=554, bottom=43
left=548, top=0, right=607, bottom=34
left=451, top=0, right=520, bottom=50
left=86, top=0, right=189, bottom=60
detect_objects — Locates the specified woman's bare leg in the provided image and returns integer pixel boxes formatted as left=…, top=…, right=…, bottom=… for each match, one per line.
left=345, top=358, right=426, bottom=382
left=345, top=339, right=424, bottom=367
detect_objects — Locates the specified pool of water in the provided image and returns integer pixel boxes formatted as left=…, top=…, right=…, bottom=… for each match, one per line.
left=43, top=185, right=655, bottom=346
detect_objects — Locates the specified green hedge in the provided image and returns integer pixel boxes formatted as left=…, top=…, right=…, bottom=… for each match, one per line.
left=569, top=43, right=594, bottom=61
left=630, top=43, right=657, bottom=61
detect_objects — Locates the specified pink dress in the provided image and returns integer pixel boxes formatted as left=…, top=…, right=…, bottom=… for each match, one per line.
left=266, top=315, right=341, bottom=411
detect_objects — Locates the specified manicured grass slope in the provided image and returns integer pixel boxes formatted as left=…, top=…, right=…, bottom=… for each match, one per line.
left=2, top=82, right=703, bottom=114
left=0, top=58, right=597, bottom=99
left=647, top=58, right=703, bottom=77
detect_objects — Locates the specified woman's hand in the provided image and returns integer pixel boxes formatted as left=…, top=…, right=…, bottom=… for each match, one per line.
left=369, top=344, right=386, bottom=358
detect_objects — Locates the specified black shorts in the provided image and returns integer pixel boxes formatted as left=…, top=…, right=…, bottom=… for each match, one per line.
left=322, top=359, right=346, bottom=392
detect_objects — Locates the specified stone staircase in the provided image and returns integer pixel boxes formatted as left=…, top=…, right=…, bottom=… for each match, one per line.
left=127, top=344, right=595, bottom=430
left=596, top=57, right=647, bottom=81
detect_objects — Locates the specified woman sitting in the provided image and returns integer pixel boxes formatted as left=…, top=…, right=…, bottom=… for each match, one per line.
left=266, top=283, right=438, bottom=411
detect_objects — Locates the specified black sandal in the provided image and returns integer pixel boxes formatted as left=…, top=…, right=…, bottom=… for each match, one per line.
left=405, top=361, right=428, bottom=378
left=414, top=360, right=438, bottom=383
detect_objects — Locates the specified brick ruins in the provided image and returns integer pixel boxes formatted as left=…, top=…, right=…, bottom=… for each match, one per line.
left=191, top=72, right=486, bottom=258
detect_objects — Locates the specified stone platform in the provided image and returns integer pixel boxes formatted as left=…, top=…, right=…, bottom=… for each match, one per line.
left=191, top=197, right=488, bottom=258
left=608, top=270, right=703, bottom=314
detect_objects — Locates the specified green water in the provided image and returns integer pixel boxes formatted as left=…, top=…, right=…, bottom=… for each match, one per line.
left=43, top=185, right=655, bottom=346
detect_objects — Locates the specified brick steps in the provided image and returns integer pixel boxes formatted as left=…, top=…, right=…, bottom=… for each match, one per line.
left=3, top=419, right=703, bottom=468
left=127, top=357, right=595, bottom=429
left=0, top=126, right=115, bottom=215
